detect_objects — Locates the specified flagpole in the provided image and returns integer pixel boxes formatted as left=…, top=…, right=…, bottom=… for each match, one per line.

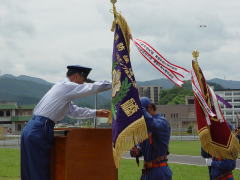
left=192, top=50, right=200, bottom=61
left=111, top=0, right=117, bottom=13
left=110, top=0, right=118, bottom=32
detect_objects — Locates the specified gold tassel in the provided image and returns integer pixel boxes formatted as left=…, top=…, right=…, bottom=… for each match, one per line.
left=113, top=116, right=148, bottom=168
left=107, top=112, right=112, bottom=124
left=199, top=128, right=240, bottom=160
left=111, top=20, right=116, bottom=32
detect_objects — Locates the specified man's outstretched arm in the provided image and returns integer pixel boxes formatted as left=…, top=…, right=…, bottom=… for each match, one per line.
left=67, top=103, right=110, bottom=119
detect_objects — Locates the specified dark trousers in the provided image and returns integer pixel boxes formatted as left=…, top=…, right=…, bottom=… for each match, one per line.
left=21, top=116, right=55, bottom=180
left=208, top=166, right=213, bottom=180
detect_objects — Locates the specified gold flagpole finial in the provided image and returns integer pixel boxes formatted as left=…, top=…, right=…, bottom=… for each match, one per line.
left=111, top=0, right=117, bottom=5
left=192, top=50, right=200, bottom=61
left=111, top=0, right=117, bottom=17
left=110, top=0, right=118, bottom=32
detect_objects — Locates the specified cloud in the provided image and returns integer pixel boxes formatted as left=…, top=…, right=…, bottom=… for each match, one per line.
left=0, top=0, right=240, bottom=83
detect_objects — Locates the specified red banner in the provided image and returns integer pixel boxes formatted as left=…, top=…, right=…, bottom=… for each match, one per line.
left=192, top=60, right=239, bottom=160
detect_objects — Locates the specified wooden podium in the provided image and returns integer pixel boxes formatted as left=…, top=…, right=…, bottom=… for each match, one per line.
left=52, top=128, right=118, bottom=180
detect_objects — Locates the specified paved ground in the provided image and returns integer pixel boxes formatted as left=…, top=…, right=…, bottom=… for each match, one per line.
left=0, top=145, right=19, bottom=148
left=124, top=154, right=240, bottom=169
left=0, top=139, right=20, bottom=146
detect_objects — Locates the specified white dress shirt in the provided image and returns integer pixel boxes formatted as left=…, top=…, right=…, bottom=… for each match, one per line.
left=33, top=79, right=111, bottom=123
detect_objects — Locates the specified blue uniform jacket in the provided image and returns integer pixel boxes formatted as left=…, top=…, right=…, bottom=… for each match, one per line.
left=201, top=147, right=236, bottom=180
left=139, top=109, right=172, bottom=180
left=211, top=159, right=236, bottom=180
left=140, top=110, right=171, bottom=161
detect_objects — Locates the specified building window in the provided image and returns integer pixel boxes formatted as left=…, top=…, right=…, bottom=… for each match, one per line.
left=234, top=99, right=240, bottom=102
left=225, top=92, right=232, bottom=96
left=171, top=113, right=178, bottom=119
left=233, top=92, right=240, bottom=96
left=138, top=88, right=144, bottom=97
left=226, top=118, right=233, bottom=122
left=224, top=98, right=232, bottom=102
left=17, top=124, right=22, bottom=131
left=226, top=111, right=232, bottom=115
left=188, top=99, right=194, bottom=104
left=0, top=111, right=4, bottom=117
left=6, top=110, right=10, bottom=117
left=234, top=105, right=240, bottom=109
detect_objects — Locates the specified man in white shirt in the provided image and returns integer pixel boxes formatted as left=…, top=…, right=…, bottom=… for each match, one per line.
left=21, top=65, right=112, bottom=180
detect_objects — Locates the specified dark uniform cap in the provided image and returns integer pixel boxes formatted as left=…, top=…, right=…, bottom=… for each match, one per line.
left=140, top=97, right=151, bottom=109
left=66, top=65, right=92, bottom=79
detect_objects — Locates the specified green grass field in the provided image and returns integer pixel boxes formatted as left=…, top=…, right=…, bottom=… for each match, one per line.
left=0, top=141, right=239, bottom=180
left=119, top=159, right=240, bottom=180
left=169, top=141, right=201, bottom=156
left=0, top=149, right=20, bottom=179
left=0, top=148, right=215, bottom=180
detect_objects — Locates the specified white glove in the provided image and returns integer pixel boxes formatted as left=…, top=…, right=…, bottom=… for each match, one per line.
left=205, top=158, right=212, bottom=166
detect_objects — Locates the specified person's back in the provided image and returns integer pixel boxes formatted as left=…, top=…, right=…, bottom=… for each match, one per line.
left=130, top=97, right=172, bottom=180
left=34, top=79, right=110, bottom=122
left=140, top=113, right=170, bottom=161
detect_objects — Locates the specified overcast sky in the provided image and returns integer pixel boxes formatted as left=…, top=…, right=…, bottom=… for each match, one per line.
left=0, top=0, right=240, bottom=83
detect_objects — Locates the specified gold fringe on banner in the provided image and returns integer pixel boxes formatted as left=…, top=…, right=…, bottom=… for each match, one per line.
left=192, top=59, right=240, bottom=160
left=113, top=116, right=148, bottom=168
left=199, top=127, right=240, bottom=160
left=107, top=112, right=112, bottom=124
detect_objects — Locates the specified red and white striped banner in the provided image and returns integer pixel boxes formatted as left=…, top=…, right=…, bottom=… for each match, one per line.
left=208, top=86, right=225, bottom=123
left=133, top=38, right=190, bottom=87
left=191, top=70, right=216, bottom=119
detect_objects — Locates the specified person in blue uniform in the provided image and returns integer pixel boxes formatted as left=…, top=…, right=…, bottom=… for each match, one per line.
left=204, top=123, right=237, bottom=180
left=201, top=148, right=213, bottom=180
left=130, top=97, right=172, bottom=180
left=205, top=157, right=236, bottom=180
left=21, top=65, right=112, bottom=180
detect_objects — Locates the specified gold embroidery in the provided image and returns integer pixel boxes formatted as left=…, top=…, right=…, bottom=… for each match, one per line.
left=116, top=53, right=123, bottom=63
left=112, top=70, right=121, bottom=97
left=123, top=55, right=129, bottom=64
left=117, top=43, right=125, bottom=51
left=121, top=65, right=136, bottom=87
left=115, top=34, right=119, bottom=41
left=121, top=98, right=139, bottom=117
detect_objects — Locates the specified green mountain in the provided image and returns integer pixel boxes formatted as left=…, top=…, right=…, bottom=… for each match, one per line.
left=0, top=75, right=110, bottom=108
left=209, top=78, right=240, bottom=89
left=0, top=74, right=239, bottom=108
left=158, top=80, right=225, bottom=105
left=137, top=79, right=174, bottom=89
left=0, top=75, right=52, bottom=105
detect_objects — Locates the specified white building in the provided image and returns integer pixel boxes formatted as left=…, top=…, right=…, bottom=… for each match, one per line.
left=137, top=86, right=162, bottom=104
left=0, top=102, right=34, bottom=134
left=215, top=89, right=240, bottom=127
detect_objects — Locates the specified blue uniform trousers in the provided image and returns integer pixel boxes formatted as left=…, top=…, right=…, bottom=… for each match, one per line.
left=141, top=166, right=172, bottom=180
left=21, top=116, right=55, bottom=180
